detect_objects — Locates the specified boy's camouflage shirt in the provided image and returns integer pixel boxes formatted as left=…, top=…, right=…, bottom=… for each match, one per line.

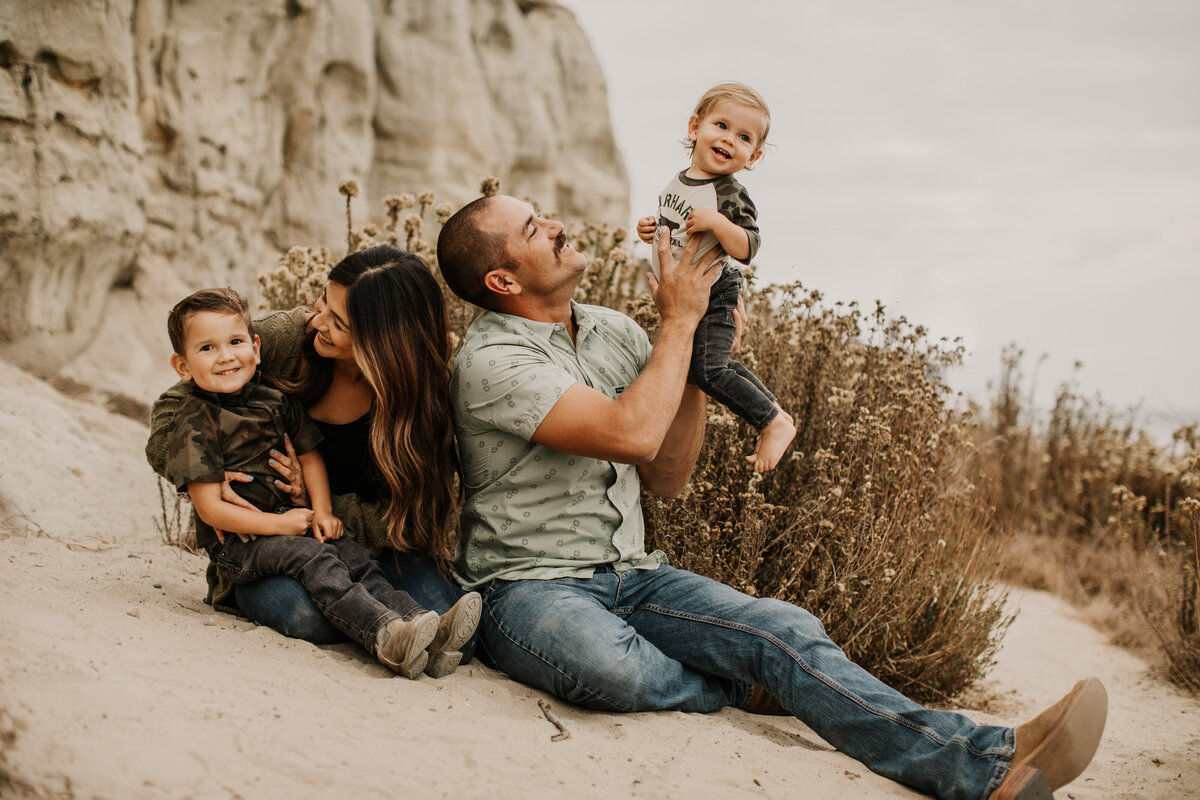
left=166, top=372, right=323, bottom=551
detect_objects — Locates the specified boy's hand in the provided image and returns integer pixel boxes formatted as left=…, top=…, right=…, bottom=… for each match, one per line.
left=685, top=207, right=724, bottom=235
left=275, top=507, right=314, bottom=537
left=636, top=215, right=657, bottom=244
left=311, top=511, right=343, bottom=542
left=214, top=471, right=256, bottom=543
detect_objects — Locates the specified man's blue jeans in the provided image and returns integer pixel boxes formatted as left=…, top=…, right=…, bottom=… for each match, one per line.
left=233, top=548, right=476, bottom=663
left=477, top=564, right=1013, bottom=800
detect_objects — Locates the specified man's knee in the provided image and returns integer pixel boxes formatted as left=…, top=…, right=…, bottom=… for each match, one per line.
left=480, top=585, right=673, bottom=712
left=733, top=595, right=833, bottom=649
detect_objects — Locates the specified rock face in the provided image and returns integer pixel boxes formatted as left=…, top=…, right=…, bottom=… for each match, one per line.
left=0, top=0, right=628, bottom=400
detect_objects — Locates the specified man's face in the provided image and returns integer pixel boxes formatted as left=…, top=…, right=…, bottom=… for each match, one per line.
left=484, top=196, right=587, bottom=297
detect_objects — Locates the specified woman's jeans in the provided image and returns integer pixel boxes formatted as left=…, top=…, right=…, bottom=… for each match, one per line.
left=233, top=547, right=476, bottom=663
left=477, top=564, right=1013, bottom=800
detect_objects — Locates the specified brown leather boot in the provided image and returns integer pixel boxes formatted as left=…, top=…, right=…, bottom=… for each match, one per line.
left=990, top=677, right=1108, bottom=799
left=742, top=685, right=790, bottom=716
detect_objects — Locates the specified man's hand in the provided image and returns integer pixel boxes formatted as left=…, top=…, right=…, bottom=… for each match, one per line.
left=648, top=225, right=721, bottom=329
left=636, top=215, right=657, bottom=244
left=311, top=510, right=343, bottom=542
left=731, top=295, right=747, bottom=352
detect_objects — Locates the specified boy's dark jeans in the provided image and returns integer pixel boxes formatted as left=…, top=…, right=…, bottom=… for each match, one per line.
left=209, top=532, right=426, bottom=653
left=691, top=264, right=779, bottom=430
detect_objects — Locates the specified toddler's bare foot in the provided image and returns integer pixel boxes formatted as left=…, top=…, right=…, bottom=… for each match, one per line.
left=746, top=410, right=796, bottom=473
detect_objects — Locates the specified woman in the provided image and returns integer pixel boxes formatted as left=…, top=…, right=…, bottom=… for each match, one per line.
left=146, top=245, right=476, bottom=665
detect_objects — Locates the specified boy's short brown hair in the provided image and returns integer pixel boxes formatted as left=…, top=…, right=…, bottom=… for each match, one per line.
left=688, top=81, right=771, bottom=150
left=167, top=287, right=253, bottom=354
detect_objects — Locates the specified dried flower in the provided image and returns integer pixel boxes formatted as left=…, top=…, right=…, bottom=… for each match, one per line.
left=387, top=194, right=415, bottom=213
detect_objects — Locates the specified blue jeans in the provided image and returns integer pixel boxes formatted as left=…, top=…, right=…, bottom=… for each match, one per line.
left=234, top=548, right=477, bottom=663
left=691, top=264, right=778, bottom=431
left=478, top=565, right=1013, bottom=800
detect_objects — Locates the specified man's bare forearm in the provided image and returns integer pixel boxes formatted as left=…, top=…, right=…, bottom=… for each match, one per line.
left=638, top=384, right=707, bottom=497
left=535, top=315, right=699, bottom=464
left=609, top=318, right=698, bottom=457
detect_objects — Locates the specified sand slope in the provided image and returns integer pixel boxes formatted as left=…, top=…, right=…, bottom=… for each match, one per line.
left=2, top=358, right=1197, bottom=799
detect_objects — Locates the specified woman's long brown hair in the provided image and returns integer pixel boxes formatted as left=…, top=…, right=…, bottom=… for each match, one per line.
left=334, top=246, right=462, bottom=568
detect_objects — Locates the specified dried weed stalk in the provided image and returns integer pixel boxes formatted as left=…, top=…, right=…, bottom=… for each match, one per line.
left=979, top=350, right=1199, bottom=692
left=155, top=477, right=197, bottom=554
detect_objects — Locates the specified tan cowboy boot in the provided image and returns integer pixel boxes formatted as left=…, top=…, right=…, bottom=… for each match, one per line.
left=743, top=685, right=790, bottom=716
left=991, top=677, right=1108, bottom=799
left=376, top=610, right=439, bottom=679
left=424, top=591, right=483, bottom=678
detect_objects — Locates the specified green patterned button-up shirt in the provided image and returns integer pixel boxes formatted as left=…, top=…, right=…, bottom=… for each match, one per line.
left=451, top=301, right=667, bottom=589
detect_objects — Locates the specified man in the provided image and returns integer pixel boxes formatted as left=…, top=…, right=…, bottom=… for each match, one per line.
left=436, top=194, right=1107, bottom=800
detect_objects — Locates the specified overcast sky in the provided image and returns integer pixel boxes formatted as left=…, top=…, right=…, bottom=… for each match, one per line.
left=559, top=0, right=1200, bottom=437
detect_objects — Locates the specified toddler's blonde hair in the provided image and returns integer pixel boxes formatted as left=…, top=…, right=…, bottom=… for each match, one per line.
left=687, top=81, right=771, bottom=152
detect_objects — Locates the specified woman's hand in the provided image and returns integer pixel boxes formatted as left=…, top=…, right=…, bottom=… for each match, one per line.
left=268, top=434, right=309, bottom=507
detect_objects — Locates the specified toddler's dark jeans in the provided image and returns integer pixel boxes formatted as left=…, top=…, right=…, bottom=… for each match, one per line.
left=690, top=264, right=779, bottom=430
left=209, top=532, right=426, bottom=653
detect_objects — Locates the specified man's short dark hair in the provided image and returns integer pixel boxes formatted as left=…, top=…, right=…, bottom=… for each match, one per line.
left=436, top=196, right=517, bottom=309
left=167, top=287, right=252, bottom=354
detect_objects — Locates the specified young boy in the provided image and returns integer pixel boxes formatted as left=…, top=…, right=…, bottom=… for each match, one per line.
left=638, top=82, right=796, bottom=472
left=165, top=287, right=457, bottom=678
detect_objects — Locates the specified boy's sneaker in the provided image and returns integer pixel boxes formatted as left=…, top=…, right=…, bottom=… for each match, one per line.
left=424, top=592, right=482, bottom=678
left=376, top=610, right=439, bottom=679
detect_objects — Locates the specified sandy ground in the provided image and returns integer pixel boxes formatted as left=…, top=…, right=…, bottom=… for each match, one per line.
left=2, top=357, right=1198, bottom=800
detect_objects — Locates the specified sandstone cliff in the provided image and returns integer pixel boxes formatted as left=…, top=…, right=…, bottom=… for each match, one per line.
left=0, top=0, right=628, bottom=400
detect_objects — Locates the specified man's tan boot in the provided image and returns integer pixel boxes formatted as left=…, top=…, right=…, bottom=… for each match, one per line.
left=991, top=678, right=1108, bottom=799
left=743, top=685, right=790, bottom=716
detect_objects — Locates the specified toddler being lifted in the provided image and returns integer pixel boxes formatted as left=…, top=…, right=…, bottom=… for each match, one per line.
left=638, top=82, right=795, bottom=471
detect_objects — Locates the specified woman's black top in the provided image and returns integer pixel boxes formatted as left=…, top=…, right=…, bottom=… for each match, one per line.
left=315, top=414, right=382, bottom=503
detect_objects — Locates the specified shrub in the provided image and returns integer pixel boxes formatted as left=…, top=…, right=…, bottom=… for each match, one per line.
left=978, top=349, right=1200, bottom=692
left=255, top=179, right=1019, bottom=704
